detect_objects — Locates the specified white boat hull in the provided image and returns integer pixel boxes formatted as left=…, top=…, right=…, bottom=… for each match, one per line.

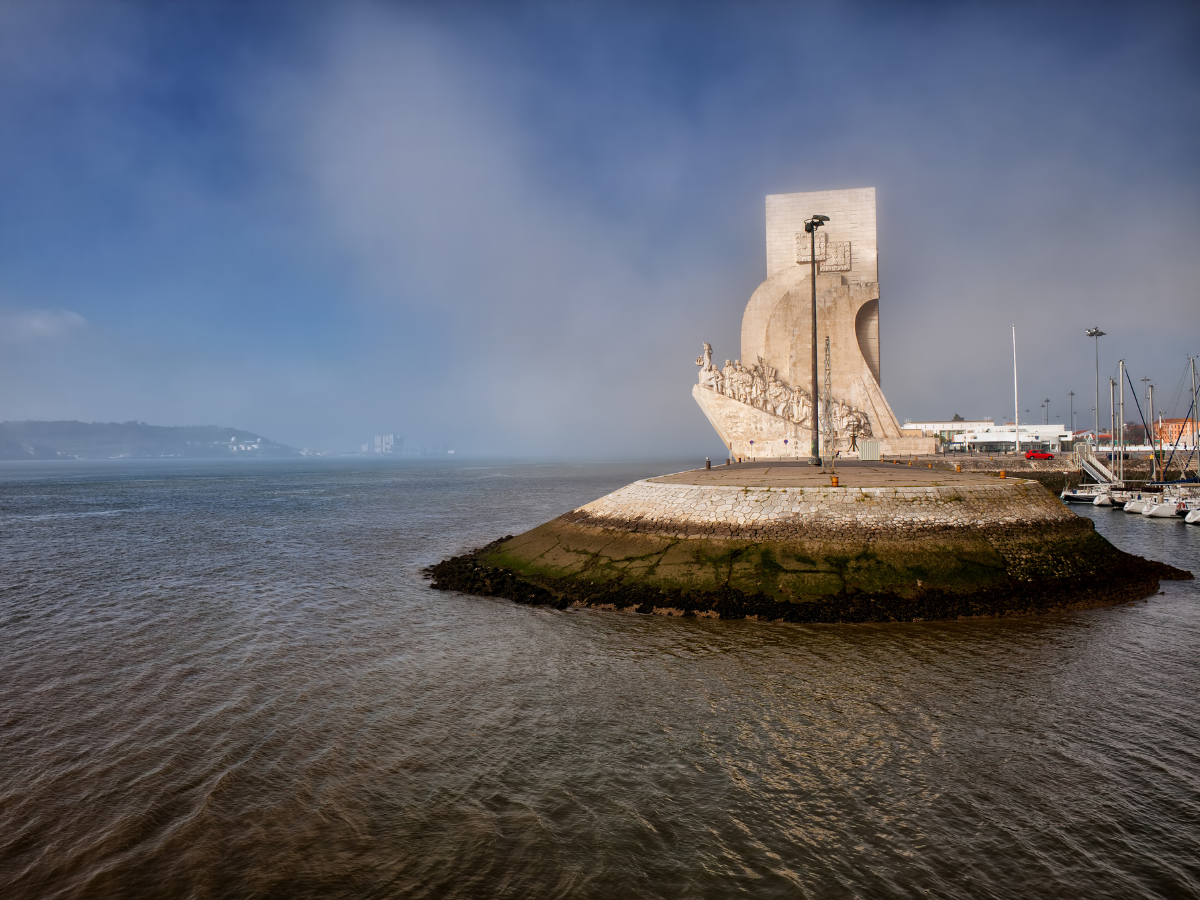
left=1062, top=486, right=1114, bottom=503
left=1186, top=509, right=1200, bottom=525
left=1124, top=499, right=1147, bottom=514
left=1142, top=503, right=1180, bottom=518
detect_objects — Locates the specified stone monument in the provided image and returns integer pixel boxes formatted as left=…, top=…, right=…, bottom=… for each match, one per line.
left=693, top=187, right=937, bottom=459
left=425, top=187, right=1191, bottom=624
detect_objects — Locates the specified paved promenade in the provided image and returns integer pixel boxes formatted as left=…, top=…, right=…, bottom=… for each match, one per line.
left=652, top=460, right=1028, bottom=488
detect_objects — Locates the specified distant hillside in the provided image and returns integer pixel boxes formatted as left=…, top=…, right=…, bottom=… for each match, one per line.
left=0, top=421, right=300, bottom=460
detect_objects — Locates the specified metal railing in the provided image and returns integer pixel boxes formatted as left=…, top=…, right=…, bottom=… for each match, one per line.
left=1073, top=444, right=1118, bottom=485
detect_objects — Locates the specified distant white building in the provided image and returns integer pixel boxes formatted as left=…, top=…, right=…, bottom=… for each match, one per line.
left=947, top=424, right=1072, bottom=453
left=227, top=436, right=261, bottom=452
left=901, top=419, right=994, bottom=439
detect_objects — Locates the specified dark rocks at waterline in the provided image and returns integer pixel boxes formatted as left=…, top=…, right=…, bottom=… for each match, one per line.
left=426, top=536, right=1192, bottom=625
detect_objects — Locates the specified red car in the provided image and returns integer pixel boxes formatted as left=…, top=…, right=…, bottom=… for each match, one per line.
left=1025, top=450, right=1054, bottom=459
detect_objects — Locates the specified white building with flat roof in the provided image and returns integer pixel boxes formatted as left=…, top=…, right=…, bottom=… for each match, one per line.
left=901, top=419, right=993, bottom=438
left=947, top=424, right=1072, bottom=453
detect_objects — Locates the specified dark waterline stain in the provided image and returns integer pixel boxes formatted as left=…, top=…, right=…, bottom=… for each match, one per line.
left=1, top=459, right=1198, bottom=899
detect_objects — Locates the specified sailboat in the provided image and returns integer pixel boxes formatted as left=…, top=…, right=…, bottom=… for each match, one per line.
left=1061, top=483, right=1111, bottom=503
left=1123, top=492, right=1158, bottom=514
left=1143, top=496, right=1187, bottom=518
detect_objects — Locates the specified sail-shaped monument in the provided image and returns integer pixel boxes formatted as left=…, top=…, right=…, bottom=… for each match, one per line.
left=693, top=187, right=936, bottom=459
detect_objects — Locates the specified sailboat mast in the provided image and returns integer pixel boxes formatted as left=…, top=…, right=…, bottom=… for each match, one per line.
left=1192, top=356, right=1198, bottom=479
left=1118, top=360, right=1125, bottom=484
left=1148, top=382, right=1157, bottom=482
left=1109, top=377, right=1115, bottom=452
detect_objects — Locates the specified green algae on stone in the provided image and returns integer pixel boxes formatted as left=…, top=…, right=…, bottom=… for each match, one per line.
left=427, top=475, right=1193, bottom=624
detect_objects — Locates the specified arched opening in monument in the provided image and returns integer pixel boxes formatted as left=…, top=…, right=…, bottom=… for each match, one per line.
left=855, top=299, right=880, bottom=385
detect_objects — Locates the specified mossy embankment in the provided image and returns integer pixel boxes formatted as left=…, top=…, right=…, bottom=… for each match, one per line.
left=427, top=508, right=1191, bottom=624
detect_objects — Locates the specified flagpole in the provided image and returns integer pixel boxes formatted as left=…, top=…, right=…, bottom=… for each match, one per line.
left=1013, top=325, right=1020, bottom=455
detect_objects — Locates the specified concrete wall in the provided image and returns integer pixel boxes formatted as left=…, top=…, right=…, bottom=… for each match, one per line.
left=570, top=476, right=1073, bottom=539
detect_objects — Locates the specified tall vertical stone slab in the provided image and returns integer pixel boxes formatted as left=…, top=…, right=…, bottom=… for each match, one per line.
left=695, top=187, right=936, bottom=458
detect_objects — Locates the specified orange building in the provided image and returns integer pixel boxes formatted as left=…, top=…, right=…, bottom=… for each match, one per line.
left=1155, top=417, right=1197, bottom=444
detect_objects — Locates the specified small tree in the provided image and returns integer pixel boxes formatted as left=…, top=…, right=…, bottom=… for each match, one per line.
left=952, top=413, right=965, bottom=422
left=1123, top=424, right=1148, bottom=445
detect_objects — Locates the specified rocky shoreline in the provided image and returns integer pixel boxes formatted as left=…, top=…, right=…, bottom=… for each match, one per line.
left=425, top=534, right=1191, bottom=623
left=425, top=467, right=1192, bottom=624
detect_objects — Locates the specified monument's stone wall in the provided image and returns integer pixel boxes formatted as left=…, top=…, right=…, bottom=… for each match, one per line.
left=765, top=187, right=878, bottom=282
left=565, top=477, right=1073, bottom=541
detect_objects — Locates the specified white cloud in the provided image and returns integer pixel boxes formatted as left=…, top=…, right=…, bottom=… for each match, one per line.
left=0, top=308, right=87, bottom=342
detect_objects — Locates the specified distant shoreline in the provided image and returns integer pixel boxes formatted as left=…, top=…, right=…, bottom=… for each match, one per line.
left=0, top=420, right=299, bottom=461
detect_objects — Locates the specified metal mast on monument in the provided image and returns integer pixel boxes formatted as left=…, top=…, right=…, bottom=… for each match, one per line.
left=804, top=214, right=829, bottom=467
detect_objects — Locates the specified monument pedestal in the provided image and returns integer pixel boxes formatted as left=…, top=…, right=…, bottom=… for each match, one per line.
left=428, top=462, right=1191, bottom=622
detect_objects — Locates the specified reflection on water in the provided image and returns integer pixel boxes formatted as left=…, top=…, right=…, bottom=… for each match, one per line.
left=1, top=459, right=1198, bottom=899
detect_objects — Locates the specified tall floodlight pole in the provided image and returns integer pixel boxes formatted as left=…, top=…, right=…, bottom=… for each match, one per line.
left=804, top=214, right=829, bottom=466
left=1069, top=391, right=1075, bottom=434
left=1044, top=398, right=1050, bottom=426
left=1012, top=325, right=1020, bottom=455
left=1085, top=327, right=1105, bottom=443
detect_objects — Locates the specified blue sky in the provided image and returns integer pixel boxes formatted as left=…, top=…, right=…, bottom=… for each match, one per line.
left=0, top=1, right=1197, bottom=455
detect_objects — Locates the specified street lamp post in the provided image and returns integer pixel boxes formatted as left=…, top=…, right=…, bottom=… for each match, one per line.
left=1043, top=398, right=1050, bottom=426
left=1085, top=327, right=1105, bottom=442
left=804, top=214, right=829, bottom=466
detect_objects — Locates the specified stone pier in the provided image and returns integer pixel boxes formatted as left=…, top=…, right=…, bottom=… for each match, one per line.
left=428, top=462, right=1191, bottom=623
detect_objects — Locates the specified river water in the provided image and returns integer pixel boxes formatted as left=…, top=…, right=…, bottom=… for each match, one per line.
left=2, top=459, right=1198, bottom=899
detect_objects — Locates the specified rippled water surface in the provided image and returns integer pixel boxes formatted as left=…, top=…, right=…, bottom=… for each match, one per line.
left=2, top=459, right=1199, bottom=899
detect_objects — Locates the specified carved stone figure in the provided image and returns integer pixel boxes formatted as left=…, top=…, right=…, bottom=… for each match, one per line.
left=834, top=400, right=852, bottom=435
left=695, top=342, right=872, bottom=443
left=696, top=342, right=721, bottom=392
left=791, top=388, right=811, bottom=426
left=850, top=406, right=872, bottom=439
left=765, top=376, right=790, bottom=418
left=751, top=367, right=766, bottom=410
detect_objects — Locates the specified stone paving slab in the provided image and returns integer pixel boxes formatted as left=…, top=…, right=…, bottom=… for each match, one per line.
left=651, top=461, right=1029, bottom=488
